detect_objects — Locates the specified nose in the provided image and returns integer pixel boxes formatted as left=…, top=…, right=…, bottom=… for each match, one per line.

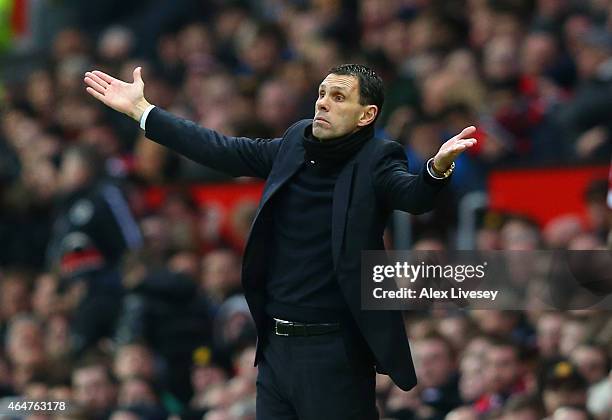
left=316, top=95, right=330, bottom=112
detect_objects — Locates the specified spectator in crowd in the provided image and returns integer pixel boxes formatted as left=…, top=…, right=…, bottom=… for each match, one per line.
left=557, top=27, right=612, bottom=160
left=4, top=315, right=47, bottom=392
left=54, top=231, right=124, bottom=357
left=31, top=273, right=59, bottom=320
left=200, top=249, right=243, bottom=306
left=459, top=351, right=487, bottom=404
left=114, top=250, right=212, bottom=403
left=560, top=314, right=591, bottom=357
left=412, top=332, right=462, bottom=418
left=569, top=343, right=610, bottom=385
left=46, top=144, right=142, bottom=268
left=189, top=345, right=229, bottom=413
left=537, top=312, right=565, bottom=360
left=0, top=270, right=33, bottom=332
left=116, top=375, right=169, bottom=418
left=113, top=343, right=156, bottom=382
left=211, top=294, right=257, bottom=371
left=71, top=357, right=118, bottom=420
left=44, top=313, right=72, bottom=364
left=500, top=217, right=542, bottom=251
left=113, top=341, right=183, bottom=415
left=475, top=337, right=525, bottom=414
left=541, top=361, right=589, bottom=417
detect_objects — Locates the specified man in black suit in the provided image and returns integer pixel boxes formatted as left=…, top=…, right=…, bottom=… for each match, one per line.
left=84, top=64, right=477, bottom=419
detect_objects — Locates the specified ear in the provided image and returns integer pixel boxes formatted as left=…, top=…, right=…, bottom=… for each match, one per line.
left=357, top=105, right=378, bottom=127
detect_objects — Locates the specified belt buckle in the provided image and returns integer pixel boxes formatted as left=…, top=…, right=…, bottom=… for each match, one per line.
left=274, top=318, right=291, bottom=336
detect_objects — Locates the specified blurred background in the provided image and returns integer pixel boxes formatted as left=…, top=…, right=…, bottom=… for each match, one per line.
left=0, top=0, right=611, bottom=419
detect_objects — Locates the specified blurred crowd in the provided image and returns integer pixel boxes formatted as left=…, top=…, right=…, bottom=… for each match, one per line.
left=0, top=0, right=611, bottom=419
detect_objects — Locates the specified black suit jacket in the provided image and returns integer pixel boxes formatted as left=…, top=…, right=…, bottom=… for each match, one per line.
left=145, top=107, right=449, bottom=391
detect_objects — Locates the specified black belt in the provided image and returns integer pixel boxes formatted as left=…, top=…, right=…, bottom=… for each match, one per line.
left=273, top=318, right=340, bottom=337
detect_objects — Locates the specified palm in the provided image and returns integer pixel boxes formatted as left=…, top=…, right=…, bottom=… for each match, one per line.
left=439, top=138, right=465, bottom=159
left=433, top=126, right=478, bottom=171
left=103, top=78, right=140, bottom=111
left=84, top=68, right=146, bottom=119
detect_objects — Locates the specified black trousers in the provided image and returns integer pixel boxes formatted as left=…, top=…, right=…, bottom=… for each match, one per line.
left=256, top=328, right=379, bottom=420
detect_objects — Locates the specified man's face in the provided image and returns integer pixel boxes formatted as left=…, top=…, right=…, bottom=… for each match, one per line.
left=484, top=345, right=519, bottom=394
left=1, top=278, right=30, bottom=320
left=7, top=321, right=45, bottom=367
left=537, top=313, right=563, bottom=357
left=58, top=153, right=90, bottom=193
left=201, top=250, right=241, bottom=296
left=459, top=355, right=486, bottom=402
left=312, top=74, right=376, bottom=140
left=570, top=345, right=608, bottom=384
left=414, top=338, right=455, bottom=388
left=72, top=365, right=116, bottom=412
left=114, top=344, right=155, bottom=381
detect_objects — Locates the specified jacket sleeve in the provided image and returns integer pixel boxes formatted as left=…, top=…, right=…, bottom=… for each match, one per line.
left=372, top=140, right=449, bottom=214
left=144, top=107, right=283, bottom=179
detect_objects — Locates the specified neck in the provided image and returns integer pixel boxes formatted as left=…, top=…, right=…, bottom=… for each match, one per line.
left=303, top=123, right=375, bottom=164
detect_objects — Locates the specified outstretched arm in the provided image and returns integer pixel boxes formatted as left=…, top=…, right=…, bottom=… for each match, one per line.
left=374, top=126, right=477, bottom=213
left=84, top=68, right=282, bottom=178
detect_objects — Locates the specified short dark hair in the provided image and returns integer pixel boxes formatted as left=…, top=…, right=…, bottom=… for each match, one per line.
left=328, top=64, right=384, bottom=124
left=72, top=353, right=118, bottom=385
left=487, top=336, right=522, bottom=360
left=419, top=332, right=457, bottom=362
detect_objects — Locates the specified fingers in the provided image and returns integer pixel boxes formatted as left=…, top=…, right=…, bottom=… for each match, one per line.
left=441, top=138, right=477, bottom=156
left=451, top=139, right=477, bottom=152
left=455, top=126, right=476, bottom=139
left=85, top=86, right=107, bottom=103
left=456, top=138, right=478, bottom=146
left=92, top=70, right=116, bottom=84
left=451, top=144, right=469, bottom=152
left=84, top=75, right=107, bottom=95
left=435, top=134, right=478, bottom=168
left=444, top=137, right=477, bottom=148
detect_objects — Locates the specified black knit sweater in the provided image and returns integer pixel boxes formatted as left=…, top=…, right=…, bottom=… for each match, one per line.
left=264, top=124, right=374, bottom=322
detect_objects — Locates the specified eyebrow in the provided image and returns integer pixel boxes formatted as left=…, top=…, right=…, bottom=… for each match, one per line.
left=318, top=84, right=349, bottom=93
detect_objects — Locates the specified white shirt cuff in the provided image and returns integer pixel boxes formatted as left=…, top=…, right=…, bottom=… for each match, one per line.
left=139, top=105, right=156, bottom=130
left=426, top=158, right=446, bottom=180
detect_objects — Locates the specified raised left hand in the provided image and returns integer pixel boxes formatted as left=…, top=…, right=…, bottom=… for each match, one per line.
left=433, top=126, right=478, bottom=173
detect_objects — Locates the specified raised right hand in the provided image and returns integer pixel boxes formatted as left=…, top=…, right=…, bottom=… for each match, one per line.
left=84, top=67, right=151, bottom=122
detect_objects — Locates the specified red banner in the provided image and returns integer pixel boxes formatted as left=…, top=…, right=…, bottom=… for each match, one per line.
left=488, top=165, right=609, bottom=226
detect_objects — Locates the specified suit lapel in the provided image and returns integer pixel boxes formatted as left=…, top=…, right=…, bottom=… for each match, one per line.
left=332, top=161, right=356, bottom=269
left=243, top=136, right=304, bottom=290
left=258, top=137, right=304, bottom=210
